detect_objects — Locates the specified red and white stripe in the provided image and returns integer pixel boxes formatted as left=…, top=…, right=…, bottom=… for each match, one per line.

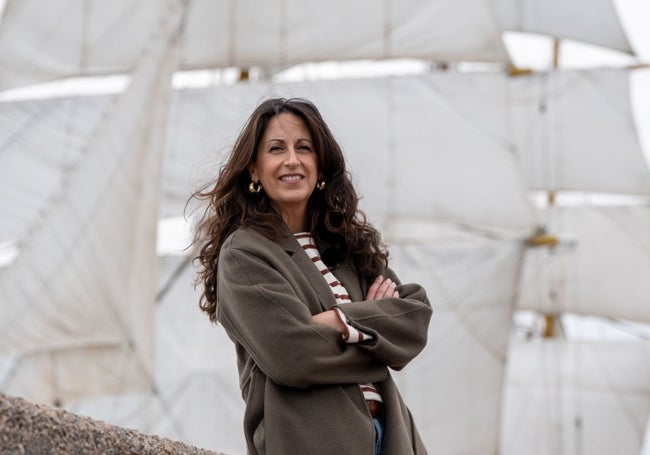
left=295, top=233, right=382, bottom=404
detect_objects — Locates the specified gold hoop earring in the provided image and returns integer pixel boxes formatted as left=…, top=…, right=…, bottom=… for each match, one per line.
left=249, top=182, right=262, bottom=194
left=316, top=180, right=326, bottom=191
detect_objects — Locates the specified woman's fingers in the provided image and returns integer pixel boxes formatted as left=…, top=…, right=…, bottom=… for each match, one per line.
left=367, top=276, right=399, bottom=300
left=377, top=277, right=395, bottom=299
left=366, top=275, right=383, bottom=300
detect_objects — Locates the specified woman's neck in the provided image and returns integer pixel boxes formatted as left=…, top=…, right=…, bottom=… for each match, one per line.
left=280, top=207, right=307, bottom=233
left=284, top=217, right=306, bottom=233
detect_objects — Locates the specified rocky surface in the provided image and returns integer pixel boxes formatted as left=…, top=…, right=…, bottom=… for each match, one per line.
left=0, top=394, right=224, bottom=455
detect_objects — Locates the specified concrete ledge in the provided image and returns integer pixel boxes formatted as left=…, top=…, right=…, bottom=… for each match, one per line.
left=0, top=394, right=224, bottom=455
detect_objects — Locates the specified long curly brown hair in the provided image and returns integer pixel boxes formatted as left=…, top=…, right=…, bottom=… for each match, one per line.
left=191, top=97, right=388, bottom=322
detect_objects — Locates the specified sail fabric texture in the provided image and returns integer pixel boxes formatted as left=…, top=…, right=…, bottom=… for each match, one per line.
left=493, top=0, right=633, bottom=54
left=0, top=0, right=509, bottom=91
left=0, top=0, right=185, bottom=403
left=391, top=233, right=526, bottom=454
left=510, top=69, right=650, bottom=195
left=0, top=346, right=150, bottom=405
left=518, top=205, right=650, bottom=323
left=501, top=340, right=650, bottom=455
left=0, top=0, right=161, bottom=90
left=0, top=94, right=114, bottom=248
left=182, top=0, right=510, bottom=66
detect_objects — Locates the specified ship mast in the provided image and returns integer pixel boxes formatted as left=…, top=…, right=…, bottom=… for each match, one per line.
left=542, top=37, right=562, bottom=341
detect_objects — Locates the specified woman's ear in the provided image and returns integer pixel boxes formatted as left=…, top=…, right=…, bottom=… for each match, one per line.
left=249, top=165, right=258, bottom=182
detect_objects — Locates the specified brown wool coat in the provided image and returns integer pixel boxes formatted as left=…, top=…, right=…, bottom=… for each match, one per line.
left=216, top=228, right=432, bottom=454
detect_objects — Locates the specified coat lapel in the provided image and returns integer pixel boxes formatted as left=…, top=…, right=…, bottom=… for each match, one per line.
left=332, top=260, right=364, bottom=302
left=277, top=231, right=337, bottom=311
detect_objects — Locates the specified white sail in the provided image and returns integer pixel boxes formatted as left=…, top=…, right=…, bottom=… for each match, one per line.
left=501, top=339, right=650, bottom=455
left=510, top=69, right=650, bottom=195
left=182, top=0, right=510, bottom=66
left=0, top=0, right=509, bottom=91
left=0, top=0, right=185, bottom=403
left=391, top=231, right=526, bottom=454
left=0, top=346, right=150, bottom=405
left=493, top=0, right=633, bottom=54
left=518, top=205, right=650, bottom=324
left=0, top=95, right=114, bottom=247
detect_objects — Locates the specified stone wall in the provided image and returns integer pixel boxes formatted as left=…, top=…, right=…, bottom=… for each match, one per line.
left=0, top=394, right=225, bottom=455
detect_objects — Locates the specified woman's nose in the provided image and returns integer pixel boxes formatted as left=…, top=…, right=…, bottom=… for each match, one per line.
left=284, top=148, right=299, bottom=166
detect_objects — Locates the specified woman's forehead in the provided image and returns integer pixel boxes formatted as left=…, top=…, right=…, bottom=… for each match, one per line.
left=262, top=113, right=311, bottom=139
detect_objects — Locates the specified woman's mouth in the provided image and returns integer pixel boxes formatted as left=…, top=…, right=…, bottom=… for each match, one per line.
left=280, top=175, right=303, bottom=182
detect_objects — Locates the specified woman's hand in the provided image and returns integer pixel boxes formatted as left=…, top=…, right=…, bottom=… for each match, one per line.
left=312, top=276, right=398, bottom=336
left=366, top=275, right=399, bottom=300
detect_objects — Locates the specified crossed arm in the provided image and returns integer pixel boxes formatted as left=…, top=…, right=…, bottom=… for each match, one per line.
left=311, top=275, right=399, bottom=333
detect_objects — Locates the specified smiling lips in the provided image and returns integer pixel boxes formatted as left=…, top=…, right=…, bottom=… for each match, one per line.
left=280, top=174, right=303, bottom=182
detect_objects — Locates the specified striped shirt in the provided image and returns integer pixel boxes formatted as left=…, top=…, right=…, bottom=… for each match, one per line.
left=295, top=232, right=382, bottom=403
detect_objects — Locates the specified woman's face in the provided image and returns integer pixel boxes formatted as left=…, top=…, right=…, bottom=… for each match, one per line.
left=250, top=112, right=319, bottom=227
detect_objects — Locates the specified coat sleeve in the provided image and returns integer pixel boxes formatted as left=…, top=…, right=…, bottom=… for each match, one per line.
left=334, top=268, right=432, bottom=371
left=217, top=243, right=388, bottom=389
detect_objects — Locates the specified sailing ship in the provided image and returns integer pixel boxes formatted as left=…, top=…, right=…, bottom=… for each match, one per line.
left=0, top=0, right=648, bottom=453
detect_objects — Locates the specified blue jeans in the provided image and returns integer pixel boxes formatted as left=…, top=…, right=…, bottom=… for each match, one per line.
left=373, top=417, right=384, bottom=455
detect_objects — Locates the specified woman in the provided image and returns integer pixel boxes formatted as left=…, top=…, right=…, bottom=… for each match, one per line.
left=192, top=98, right=431, bottom=454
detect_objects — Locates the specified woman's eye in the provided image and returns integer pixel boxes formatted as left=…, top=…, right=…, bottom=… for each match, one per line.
left=269, top=146, right=282, bottom=153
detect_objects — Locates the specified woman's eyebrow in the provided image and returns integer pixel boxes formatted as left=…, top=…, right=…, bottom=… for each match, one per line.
left=263, top=138, right=287, bottom=146
left=265, top=137, right=312, bottom=143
